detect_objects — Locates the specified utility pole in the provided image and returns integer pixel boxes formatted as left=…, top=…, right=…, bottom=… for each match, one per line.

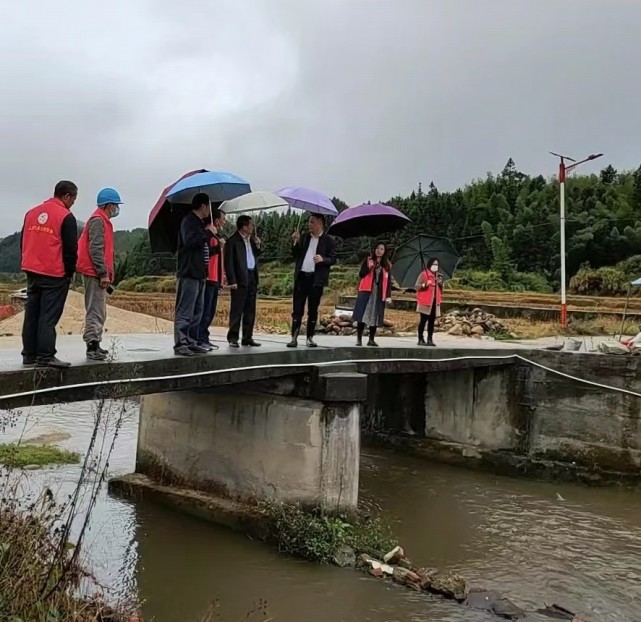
left=549, top=151, right=604, bottom=328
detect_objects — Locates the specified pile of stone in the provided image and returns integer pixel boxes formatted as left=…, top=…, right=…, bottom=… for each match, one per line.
left=437, top=308, right=511, bottom=338
left=335, top=545, right=586, bottom=621
left=315, top=314, right=394, bottom=336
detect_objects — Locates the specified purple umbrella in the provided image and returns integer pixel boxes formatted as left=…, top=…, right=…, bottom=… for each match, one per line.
left=327, top=203, right=410, bottom=239
left=275, top=186, right=338, bottom=216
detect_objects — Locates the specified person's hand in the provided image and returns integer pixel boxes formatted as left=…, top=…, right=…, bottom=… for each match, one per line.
left=386, top=297, right=392, bottom=305
left=292, top=229, right=300, bottom=243
left=229, top=283, right=238, bottom=290
left=254, top=236, right=261, bottom=247
left=436, top=274, right=443, bottom=284
left=313, top=254, right=324, bottom=264
left=99, top=277, right=111, bottom=289
left=206, top=223, right=217, bottom=235
left=367, top=259, right=375, bottom=270
left=219, top=237, right=226, bottom=248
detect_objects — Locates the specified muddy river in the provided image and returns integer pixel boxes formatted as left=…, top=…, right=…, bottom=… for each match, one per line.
left=3, top=401, right=640, bottom=621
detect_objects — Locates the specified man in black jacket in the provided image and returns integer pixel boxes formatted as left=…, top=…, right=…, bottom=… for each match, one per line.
left=174, top=193, right=216, bottom=356
left=224, top=214, right=261, bottom=348
left=287, top=213, right=337, bottom=348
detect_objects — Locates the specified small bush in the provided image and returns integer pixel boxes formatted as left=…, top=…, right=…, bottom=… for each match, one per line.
left=569, top=266, right=628, bottom=297
left=263, top=502, right=396, bottom=564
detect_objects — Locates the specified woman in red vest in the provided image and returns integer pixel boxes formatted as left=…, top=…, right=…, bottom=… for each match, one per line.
left=352, top=242, right=392, bottom=347
left=416, top=257, right=443, bottom=346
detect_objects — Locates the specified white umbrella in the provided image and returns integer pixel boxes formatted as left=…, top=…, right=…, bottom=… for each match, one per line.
left=220, top=191, right=289, bottom=214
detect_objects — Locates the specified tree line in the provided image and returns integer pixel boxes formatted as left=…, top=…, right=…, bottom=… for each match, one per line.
left=3, top=159, right=641, bottom=293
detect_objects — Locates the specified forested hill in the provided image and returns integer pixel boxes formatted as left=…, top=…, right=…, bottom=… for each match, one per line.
left=0, top=227, right=146, bottom=274
left=3, top=160, right=641, bottom=293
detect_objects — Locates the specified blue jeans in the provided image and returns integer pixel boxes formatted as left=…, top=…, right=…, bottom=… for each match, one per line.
left=174, top=277, right=205, bottom=348
left=197, top=282, right=220, bottom=344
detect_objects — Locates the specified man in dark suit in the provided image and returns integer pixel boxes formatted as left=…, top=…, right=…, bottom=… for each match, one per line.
left=287, top=213, right=337, bottom=348
left=224, top=214, right=262, bottom=348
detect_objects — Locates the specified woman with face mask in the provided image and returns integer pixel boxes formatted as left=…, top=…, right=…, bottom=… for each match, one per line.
left=415, top=257, right=443, bottom=346
left=352, top=242, right=393, bottom=346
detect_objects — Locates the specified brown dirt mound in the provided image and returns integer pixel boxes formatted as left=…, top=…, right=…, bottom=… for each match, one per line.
left=0, top=290, right=173, bottom=337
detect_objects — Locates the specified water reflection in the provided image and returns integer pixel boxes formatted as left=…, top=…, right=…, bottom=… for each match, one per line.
left=2, top=402, right=640, bottom=620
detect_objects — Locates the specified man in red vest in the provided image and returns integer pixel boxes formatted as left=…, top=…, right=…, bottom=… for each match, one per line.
left=77, top=187, right=123, bottom=361
left=197, top=207, right=226, bottom=350
left=20, top=180, right=78, bottom=368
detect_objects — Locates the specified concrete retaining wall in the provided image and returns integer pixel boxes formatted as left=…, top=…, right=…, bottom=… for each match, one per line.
left=363, top=354, right=641, bottom=484
left=138, top=390, right=360, bottom=512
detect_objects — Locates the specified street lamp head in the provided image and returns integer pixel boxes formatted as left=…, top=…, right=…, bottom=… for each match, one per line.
left=588, top=153, right=604, bottom=160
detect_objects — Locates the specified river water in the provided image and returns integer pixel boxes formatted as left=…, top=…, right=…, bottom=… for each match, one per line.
left=2, top=401, right=640, bottom=622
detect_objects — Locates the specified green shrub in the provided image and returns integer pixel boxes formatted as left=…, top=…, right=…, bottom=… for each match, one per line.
left=263, top=502, right=396, bottom=564
left=569, top=266, right=628, bottom=296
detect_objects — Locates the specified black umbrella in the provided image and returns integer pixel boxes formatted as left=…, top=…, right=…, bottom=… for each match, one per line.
left=327, top=203, right=410, bottom=239
left=391, top=235, right=460, bottom=288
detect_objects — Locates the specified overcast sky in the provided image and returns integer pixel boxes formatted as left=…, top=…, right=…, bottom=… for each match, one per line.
left=1, top=0, right=640, bottom=234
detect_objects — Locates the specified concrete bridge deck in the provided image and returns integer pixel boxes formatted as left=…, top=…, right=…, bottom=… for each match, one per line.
left=0, top=332, right=548, bottom=408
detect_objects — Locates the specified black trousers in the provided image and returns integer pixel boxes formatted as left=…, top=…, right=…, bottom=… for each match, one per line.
left=418, top=300, right=437, bottom=341
left=21, top=273, right=70, bottom=361
left=227, top=270, right=257, bottom=343
left=292, top=273, right=324, bottom=337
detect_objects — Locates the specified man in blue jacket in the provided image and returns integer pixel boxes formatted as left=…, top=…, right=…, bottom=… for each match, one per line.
left=174, top=193, right=217, bottom=356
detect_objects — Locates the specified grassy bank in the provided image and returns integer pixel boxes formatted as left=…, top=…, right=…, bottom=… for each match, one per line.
left=0, top=443, right=80, bottom=468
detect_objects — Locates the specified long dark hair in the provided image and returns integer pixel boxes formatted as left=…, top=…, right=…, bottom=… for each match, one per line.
left=425, top=257, right=439, bottom=272
left=369, top=242, right=391, bottom=271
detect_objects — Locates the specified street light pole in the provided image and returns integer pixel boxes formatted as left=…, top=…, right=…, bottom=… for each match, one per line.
left=550, top=152, right=604, bottom=328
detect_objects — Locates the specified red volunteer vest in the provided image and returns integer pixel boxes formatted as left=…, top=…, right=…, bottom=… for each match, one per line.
left=77, top=208, right=115, bottom=279
left=416, top=269, right=443, bottom=307
left=21, top=198, right=69, bottom=277
left=207, top=237, right=224, bottom=284
left=358, top=261, right=391, bottom=301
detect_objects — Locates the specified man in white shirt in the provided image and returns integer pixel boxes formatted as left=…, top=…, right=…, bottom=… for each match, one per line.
left=288, top=214, right=337, bottom=347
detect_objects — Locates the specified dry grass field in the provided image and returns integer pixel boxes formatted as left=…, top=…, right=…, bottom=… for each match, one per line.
left=1, top=282, right=637, bottom=340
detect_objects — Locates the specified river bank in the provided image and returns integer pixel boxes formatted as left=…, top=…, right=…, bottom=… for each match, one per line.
left=1, top=400, right=638, bottom=620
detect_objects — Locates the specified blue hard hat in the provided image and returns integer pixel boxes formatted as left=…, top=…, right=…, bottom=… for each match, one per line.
left=96, top=187, right=123, bottom=206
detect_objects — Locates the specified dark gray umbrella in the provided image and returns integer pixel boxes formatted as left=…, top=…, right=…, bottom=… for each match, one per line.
left=391, top=234, right=460, bottom=288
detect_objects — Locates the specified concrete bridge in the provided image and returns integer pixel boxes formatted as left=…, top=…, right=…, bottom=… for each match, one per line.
left=1, top=333, right=640, bottom=516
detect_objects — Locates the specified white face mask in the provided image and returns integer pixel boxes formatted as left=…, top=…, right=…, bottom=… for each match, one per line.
left=430, top=265, right=439, bottom=273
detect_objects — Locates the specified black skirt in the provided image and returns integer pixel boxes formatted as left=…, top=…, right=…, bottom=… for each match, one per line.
left=352, top=290, right=386, bottom=327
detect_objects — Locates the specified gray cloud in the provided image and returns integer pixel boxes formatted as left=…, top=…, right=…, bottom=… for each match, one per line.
left=1, top=0, right=640, bottom=235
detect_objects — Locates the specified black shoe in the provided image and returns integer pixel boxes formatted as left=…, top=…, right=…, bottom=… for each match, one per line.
left=36, top=357, right=71, bottom=369
left=427, top=339, right=436, bottom=347
left=241, top=339, right=261, bottom=347
left=306, top=337, right=318, bottom=348
left=174, top=345, right=195, bottom=356
left=199, top=342, right=218, bottom=352
left=286, top=337, right=298, bottom=348
left=356, top=336, right=363, bottom=347
left=188, top=344, right=209, bottom=354
left=228, top=340, right=240, bottom=348
left=22, top=356, right=37, bottom=366
left=87, top=349, right=107, bottom=361
left=417, top=339, right=428, bottom=347
left=97, top=344, right=109, bottom=355
left=367, top=339, right=379, bottom=347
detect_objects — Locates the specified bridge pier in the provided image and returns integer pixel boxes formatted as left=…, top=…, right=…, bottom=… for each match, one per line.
left=136, top=371, right=367, bottom=513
